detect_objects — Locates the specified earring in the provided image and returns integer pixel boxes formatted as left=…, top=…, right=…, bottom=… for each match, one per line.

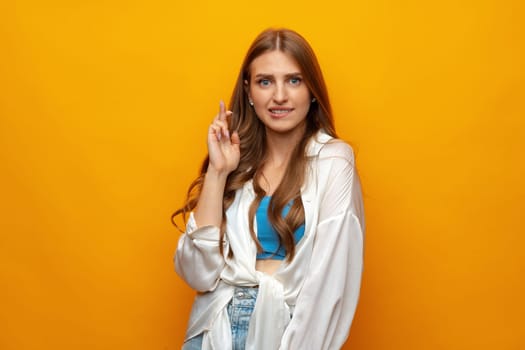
left=249, top=99, right=254, bottom=106
left=311, top=97, right=316, bottom=103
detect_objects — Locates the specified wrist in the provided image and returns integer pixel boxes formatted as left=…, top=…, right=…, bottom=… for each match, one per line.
left=205, top=166, right=230, bottom=179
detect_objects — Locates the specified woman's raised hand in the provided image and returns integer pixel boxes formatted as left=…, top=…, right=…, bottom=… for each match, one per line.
left=207, top=101, right=240, bottom=175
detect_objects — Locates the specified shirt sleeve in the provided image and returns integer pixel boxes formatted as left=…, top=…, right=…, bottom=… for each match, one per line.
left=174, top=212, right=228, bottom=292
left=279, top=143, right=365, bottom=350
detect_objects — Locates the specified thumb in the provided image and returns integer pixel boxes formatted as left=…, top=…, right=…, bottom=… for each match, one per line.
left=231, top=131, right=240, bottom=148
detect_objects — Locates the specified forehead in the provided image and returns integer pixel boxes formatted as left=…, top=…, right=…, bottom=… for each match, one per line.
left=249, top=50, right=302, bottom=76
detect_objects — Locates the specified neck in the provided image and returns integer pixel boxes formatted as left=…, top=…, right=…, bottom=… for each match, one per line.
left=264, top=125, right=306, bottom=168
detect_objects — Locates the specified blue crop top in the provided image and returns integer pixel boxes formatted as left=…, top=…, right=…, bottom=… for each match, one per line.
left=256, top=196, right=305, bottom=260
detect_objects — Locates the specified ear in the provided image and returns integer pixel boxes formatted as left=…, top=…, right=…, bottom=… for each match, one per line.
left=244, top=79, right=251, bottom=99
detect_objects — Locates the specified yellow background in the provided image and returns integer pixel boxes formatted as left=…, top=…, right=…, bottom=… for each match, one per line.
left=1, top=0, right=524, bottom=349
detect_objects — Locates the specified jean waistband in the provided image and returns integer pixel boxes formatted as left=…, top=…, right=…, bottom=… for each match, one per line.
left=232, top=286, right=259, bottom=300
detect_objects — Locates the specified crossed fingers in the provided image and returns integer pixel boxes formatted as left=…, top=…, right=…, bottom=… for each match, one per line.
left=210, top=100, right=233, bottom=142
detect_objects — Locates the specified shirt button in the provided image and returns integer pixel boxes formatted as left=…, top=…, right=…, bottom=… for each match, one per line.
left=237, top=291, right=244, bottom=298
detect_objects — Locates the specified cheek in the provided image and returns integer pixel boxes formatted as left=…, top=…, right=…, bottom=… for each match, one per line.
left=253, top=102, right=267, bottom=118
left=251, top=89, right=271, bottom=103
left=296, top=91, right=312, bottom=109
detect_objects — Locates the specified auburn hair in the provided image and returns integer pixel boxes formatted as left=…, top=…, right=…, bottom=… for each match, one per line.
left=172, top=28, right=337, bottom=261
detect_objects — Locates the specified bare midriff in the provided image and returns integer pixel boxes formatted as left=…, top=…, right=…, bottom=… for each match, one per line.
left=255, top=259, right=282, bottom=275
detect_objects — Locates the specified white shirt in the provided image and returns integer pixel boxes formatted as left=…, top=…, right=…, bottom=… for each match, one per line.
left=175, top=131, right=365, bottom=350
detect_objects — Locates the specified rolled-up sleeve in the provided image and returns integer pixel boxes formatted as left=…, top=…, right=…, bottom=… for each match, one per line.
left=174, top=212, right=227, bottom=292
left=280, top=144, right=365, bottom=349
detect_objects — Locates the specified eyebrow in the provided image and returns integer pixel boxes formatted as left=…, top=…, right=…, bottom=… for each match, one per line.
left=254, top=72, right=303, bottom=79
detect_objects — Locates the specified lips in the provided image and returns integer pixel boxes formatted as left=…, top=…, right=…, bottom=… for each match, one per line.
left=268, top=107, right=294, bottom=118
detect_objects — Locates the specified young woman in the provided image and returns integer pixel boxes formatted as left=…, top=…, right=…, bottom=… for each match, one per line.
left=173, top=28, right=365, bottom=350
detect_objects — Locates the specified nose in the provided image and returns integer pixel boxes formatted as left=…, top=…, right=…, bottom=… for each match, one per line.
left=273, top=82, right=288, bottom=104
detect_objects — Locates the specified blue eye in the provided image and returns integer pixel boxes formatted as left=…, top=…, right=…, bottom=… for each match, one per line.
left=289, top=77, right=302, bottom=85
left=258, top=79, right=271, bottom=87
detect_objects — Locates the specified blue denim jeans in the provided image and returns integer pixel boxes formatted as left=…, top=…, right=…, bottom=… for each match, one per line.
left=182, top=286, right=258, bottom=350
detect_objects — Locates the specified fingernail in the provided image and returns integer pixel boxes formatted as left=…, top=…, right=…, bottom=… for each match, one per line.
left=225, top=130, right=230, bottom=139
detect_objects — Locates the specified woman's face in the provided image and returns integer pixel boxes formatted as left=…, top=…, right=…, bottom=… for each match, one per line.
left=246, top=50, right=311, bottom=137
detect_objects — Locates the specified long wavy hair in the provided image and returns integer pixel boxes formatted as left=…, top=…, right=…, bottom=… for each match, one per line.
left=172, top=28, right=337, bottom=261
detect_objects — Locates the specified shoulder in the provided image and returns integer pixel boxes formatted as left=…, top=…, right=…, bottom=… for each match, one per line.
left=307, top=130, right=355, bottom=163
left=317, top=140, right=355, bottom=164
